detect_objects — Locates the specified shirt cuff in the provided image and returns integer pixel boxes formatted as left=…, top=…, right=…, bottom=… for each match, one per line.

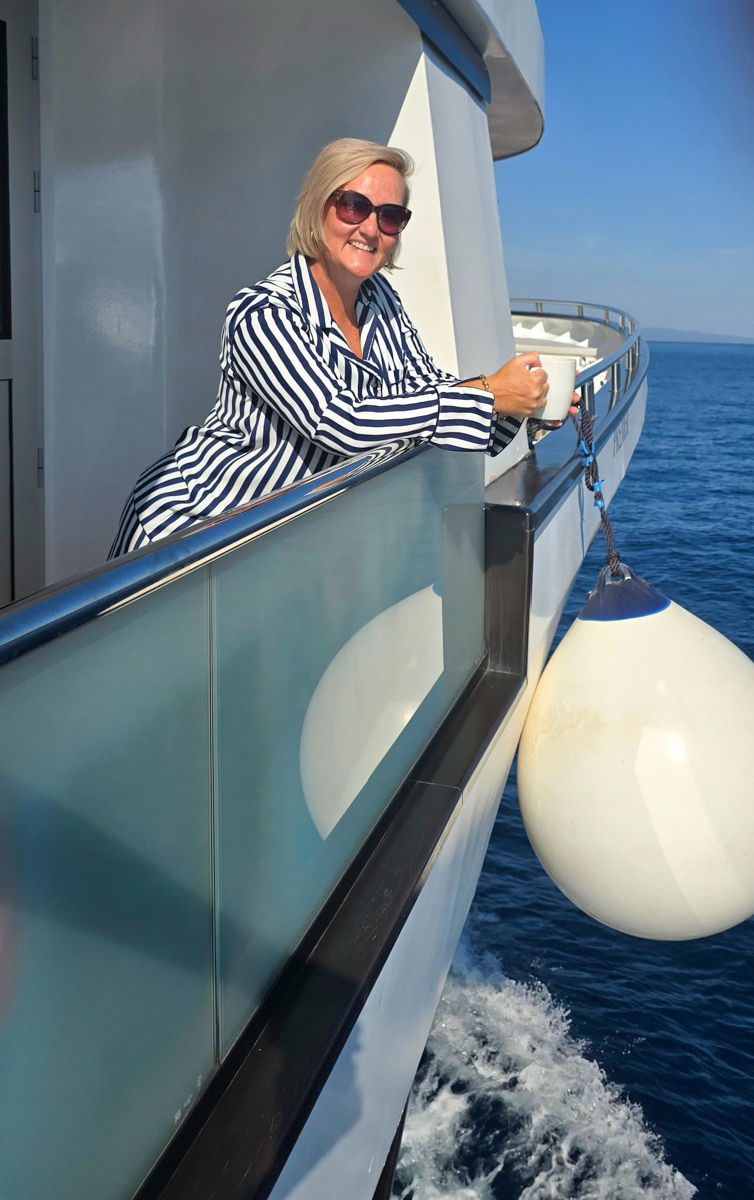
left=488, top=413, right=524, bottom=455
left=430, top=383, right=499, bottom=451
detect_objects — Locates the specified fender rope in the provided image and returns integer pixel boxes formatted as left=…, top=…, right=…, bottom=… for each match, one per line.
left=572, top=408, right=622, bottom=577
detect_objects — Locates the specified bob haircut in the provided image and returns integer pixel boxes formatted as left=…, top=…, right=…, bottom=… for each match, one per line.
left=287, top=137, right=414, bottom=270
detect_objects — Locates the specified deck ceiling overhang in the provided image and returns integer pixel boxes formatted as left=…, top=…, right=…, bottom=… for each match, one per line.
left=426, top=0, right=545, bottom=159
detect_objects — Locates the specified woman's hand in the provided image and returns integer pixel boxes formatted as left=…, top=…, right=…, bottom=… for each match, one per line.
left=483, top=352, right=549, bottom=418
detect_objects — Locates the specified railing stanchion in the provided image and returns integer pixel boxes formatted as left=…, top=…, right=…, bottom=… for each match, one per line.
left=625, top=348, right=633, bottom=388
left=610, top=361, right=621, bottom=410
left=583, top=378, right=595, bottom=417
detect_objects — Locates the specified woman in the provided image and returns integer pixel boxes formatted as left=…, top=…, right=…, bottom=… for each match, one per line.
left=109, top=138, right=548, bottom=558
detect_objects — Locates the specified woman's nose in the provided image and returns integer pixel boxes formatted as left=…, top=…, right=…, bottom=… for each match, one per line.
left=359, top=210, right=380, bottom=237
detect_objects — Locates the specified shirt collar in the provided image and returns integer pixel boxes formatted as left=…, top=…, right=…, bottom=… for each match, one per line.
left=290, top=252, right=330, bottom=330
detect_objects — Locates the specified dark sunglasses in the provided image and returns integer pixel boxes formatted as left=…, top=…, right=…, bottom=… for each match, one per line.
left=331, top=189, right=412, bottom=236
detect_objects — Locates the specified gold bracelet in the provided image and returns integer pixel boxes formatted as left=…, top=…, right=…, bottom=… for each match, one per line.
left=479, top=373, right=492, bottom=394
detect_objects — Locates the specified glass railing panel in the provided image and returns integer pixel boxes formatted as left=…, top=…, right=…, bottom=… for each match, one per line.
left=0, top=571, right=214, bottom=1200
left=211, top=447, right=485, bottom=1052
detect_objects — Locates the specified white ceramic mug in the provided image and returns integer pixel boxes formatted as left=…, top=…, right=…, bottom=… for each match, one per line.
left=532, top=354, right=577, bottom=423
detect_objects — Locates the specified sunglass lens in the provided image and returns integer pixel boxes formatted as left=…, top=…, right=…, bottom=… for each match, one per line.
left=378, top=206, right=406, bottom=235
left=335, top=191, right=371, bottom=224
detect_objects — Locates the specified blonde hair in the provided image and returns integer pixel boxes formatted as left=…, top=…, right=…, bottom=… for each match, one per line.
left=287, top=137, right=414, bottom=270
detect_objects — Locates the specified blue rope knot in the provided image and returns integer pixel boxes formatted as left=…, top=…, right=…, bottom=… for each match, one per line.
left=591, top=478, right=606, bottom=508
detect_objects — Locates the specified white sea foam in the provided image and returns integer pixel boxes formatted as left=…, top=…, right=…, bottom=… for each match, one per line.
left=395, top=944, right=696, bottom=1199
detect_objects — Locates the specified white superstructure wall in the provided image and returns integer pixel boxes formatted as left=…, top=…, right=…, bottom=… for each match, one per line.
left=38, top=0, right=521, bottom=582
left=391, top=47, right=515, bottom=378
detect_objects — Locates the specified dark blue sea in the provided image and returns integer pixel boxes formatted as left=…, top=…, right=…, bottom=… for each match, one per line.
left=395, top=343, right=754, bottom=1199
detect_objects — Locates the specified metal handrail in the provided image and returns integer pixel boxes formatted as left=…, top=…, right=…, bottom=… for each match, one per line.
left=511, top=297, right=638, bottom=333
left=511, top=299, right=643, bottom=414
left=0, top=439, right=423, bottom=666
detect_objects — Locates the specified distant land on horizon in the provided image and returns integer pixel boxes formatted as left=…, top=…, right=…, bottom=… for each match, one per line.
left=643, top=327, right=754, bottom=344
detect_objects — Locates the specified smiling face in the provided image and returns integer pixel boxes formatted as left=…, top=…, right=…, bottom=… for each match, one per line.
left=316, top=162, right=407, bottom=292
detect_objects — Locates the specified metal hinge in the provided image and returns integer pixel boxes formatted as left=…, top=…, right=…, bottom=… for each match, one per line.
left=37, top=447, right=44, bottom=487
left=31, top=36, right=39, bottom=81
left=33, top=170, right=40, bottom=212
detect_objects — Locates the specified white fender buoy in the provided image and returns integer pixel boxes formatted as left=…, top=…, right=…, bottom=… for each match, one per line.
left=518, top=565, right=754, bottom=940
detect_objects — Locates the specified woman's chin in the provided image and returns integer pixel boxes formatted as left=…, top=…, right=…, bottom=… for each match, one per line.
left=342, top=250, right=384, bottom=278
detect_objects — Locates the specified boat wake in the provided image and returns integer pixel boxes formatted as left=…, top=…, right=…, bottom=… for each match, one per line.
left=394, top=943, right=696, bottom=1200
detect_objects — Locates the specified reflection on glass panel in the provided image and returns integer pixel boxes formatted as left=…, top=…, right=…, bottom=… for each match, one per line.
left=212, top=447, right=485, bottom=1052
left=0, top=572, right=214, bottom=1200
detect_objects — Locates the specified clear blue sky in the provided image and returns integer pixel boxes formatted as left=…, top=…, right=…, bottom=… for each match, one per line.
left=495, top=0, right=754, bottom=338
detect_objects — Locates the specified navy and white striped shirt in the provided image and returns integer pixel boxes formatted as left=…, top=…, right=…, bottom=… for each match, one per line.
left=109, top=253, right=521, bottom=557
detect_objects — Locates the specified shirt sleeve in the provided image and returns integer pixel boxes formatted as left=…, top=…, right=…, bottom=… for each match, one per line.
left=392, top=288, right=523, bottom=457
left=227, top=301, right=511, bottom=457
